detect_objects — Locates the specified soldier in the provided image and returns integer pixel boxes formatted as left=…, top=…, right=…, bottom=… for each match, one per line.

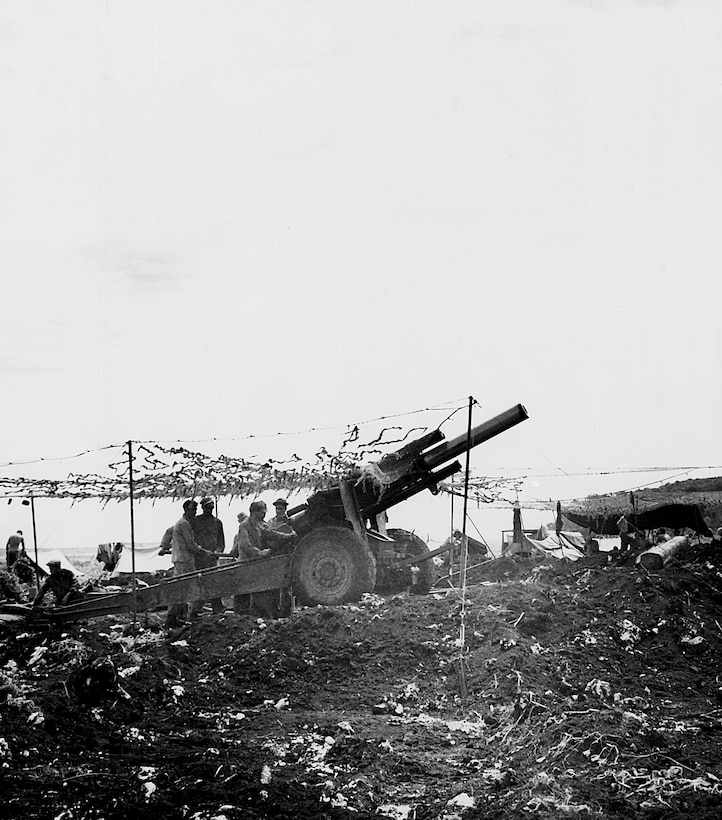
left=232, top=501, right=296, bottom=559
left=441, top=530, right=463, bottom=575
left=231, top=501, right=273, bottom=562
left=230, top=500, right=295, bottom=615
left=231, top=512, right=248, bottom=556
left=166, top=500, right=214, bottom=628
left=585, top=532, right=601, bottom=556
left=191, top=497, right=226, bottom=615
left=267, top=498, right=293, bottom=534
left=158, top=526, right=174, bottom=556
left=5, top=530, right=25, bottom=569
left=33, top=561, right=84, bottom=608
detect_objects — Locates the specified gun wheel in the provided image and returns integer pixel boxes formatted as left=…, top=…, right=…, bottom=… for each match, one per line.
left=292, top=526, right=377, bottom=606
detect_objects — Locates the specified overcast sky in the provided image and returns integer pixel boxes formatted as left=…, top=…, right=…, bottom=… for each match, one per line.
left=1, top=0, right=721, bottom=549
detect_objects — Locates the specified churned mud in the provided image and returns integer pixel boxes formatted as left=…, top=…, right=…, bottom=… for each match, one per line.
left=1, top=543, right=721, bottom=819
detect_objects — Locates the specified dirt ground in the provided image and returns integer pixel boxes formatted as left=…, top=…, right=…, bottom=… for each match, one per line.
left=1, top=543, right=722, bottom=820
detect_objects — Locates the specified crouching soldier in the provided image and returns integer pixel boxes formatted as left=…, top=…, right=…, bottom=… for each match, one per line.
left=33, top=561, right=84, bottom=608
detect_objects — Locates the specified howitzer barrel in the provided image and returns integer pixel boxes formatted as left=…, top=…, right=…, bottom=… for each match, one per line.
left=420, top=404, right=529, bottom=471
left=364, top=461, right=462, bottom=518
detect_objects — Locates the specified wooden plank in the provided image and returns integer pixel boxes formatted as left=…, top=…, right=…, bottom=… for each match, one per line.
left=46, top=556, right=292, bottom=622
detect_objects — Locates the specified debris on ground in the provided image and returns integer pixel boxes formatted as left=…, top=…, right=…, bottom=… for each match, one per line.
left=2, top=543, right=721, bottom=818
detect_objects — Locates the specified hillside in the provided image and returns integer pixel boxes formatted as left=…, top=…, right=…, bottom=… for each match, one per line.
left=658, top=477, right=722, bottom=494
left=565, top=476, right=722, bottom=532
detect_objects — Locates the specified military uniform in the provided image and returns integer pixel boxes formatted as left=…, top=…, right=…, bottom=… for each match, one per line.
left=166, top=505, right=210, bottom=626
left=190, top=501, right=226, bottom=615
left=34, top=566, right=83, bottom=607
left=230, top=516, right=295, bottom=615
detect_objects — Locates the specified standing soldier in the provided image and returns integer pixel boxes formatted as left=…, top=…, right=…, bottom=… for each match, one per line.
left=230, top=500, right=295, bottom=615
left=5, top=530, right=25, bottom=569
left=158, top=526, right=174, bottom=556
left=231, top=512, right=247, bottom=556
left=441, top=530, right=463, bottom=577
left=191, top=497, right=226, bottom=615
left=166, top=500, right=213, bottom=628
left=268, top=498, right=293, bottom=534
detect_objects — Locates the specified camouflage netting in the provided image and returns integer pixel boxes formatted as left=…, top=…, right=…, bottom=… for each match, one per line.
left=0, top=420, right=522, bottom=505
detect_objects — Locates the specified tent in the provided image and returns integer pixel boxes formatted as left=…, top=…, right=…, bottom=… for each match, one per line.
left=112, top=543, right=172, bottom=576
left=522, top=528, right=586, bottom=562
left=565, top=503, right=712, bottom=537
left=500, top=506, right=585, bottom=559
left=34, top=550, right=85, bottom=576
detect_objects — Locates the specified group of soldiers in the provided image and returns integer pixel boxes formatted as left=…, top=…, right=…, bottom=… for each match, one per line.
left=159, top=496, right=296, bottom=627
left=1, top=498, right=297, bottom=622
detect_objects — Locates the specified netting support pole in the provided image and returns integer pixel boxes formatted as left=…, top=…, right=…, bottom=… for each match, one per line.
left=30, top=496, right=40, bottom=592
left=457, top=395, right=474, bottom=698
left=128, top=440, right=137, bottom=624
left=449, top=481, right=455, bottom=584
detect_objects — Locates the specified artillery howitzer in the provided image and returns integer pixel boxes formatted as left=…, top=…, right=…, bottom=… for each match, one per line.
left=10, top=404, right=528, bottom=624
left=285, top=403, right=529, bottom=605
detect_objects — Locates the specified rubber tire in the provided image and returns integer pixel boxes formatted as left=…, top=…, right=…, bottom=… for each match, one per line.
left=292, top=526, right=377, bottom=606
left=386, top=528, right=437, bottom=595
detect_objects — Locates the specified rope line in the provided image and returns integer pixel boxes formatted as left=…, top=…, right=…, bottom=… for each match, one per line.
left=466, top=465, right=722, bottom=476
left=0, top=397, right=468, bottom=468
left=141, top=397, right=468, bottom=445
left=0, top=444, right=121, bottom=470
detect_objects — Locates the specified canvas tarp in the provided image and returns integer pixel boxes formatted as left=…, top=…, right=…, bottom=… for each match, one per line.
left=523, top=529, right=586, bottom=562
left=34, top=550, right=85, bottom=577
left=565, top=503, right=712, bottom=537
left=112, top=543, right=172, bottom=576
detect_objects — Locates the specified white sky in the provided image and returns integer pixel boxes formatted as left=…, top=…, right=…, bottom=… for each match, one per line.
left=1, top=1, right=721, bottom=552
